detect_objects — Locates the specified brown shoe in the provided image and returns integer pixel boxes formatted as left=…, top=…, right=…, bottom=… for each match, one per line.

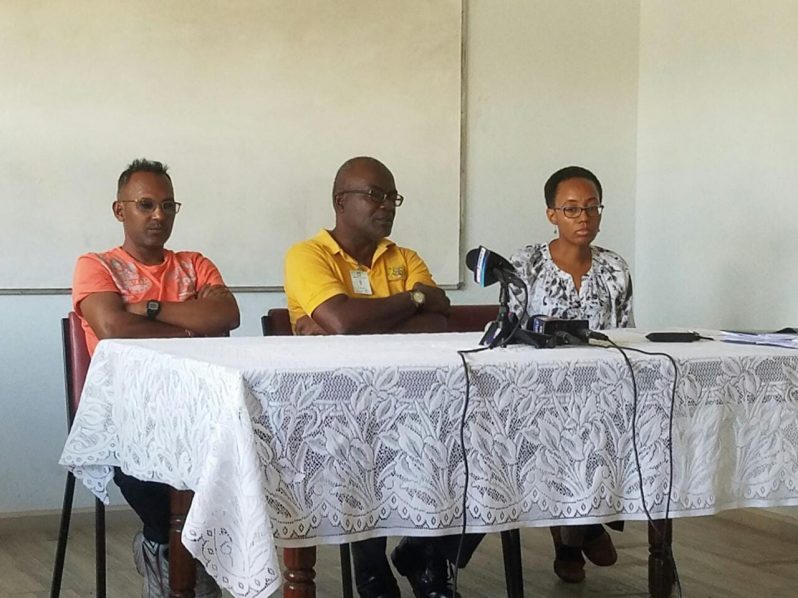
left=549, top=527, right=585, bottom=583
left=581, top=526, right=618, bottom=567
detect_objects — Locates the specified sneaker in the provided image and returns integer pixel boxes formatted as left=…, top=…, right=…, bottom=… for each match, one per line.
left=133, top=531, right=221, bottom=598
left=133, top=531, right=169, bottom=598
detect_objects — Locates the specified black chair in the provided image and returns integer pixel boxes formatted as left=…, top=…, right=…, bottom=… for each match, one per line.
left=262, top=308, right=354, bottom=598
left=50, top=312, right=106, bottom=598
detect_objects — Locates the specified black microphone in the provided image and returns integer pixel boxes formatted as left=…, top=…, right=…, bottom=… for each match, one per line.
left=529, top=315, right=610, bottom=343
left=465, top=246, right=520, bottom=287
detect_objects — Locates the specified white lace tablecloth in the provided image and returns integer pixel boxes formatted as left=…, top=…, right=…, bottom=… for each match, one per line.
left=60, top=331, right=798, bottom=597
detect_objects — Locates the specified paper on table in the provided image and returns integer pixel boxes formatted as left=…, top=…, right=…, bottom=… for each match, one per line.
left=719, top=331, right=798, bottom=349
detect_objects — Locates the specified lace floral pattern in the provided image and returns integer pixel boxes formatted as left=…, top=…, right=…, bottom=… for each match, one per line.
left=61, top=333, right=798, bottom=597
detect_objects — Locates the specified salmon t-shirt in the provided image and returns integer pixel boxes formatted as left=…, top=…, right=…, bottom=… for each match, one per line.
left=72, top=247, right=225, bottom=355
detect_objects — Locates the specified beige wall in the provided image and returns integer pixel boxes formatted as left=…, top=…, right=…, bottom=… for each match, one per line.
left=0, top=0, right=463, bottom=287
left=636, top=0, right=798, bottom=328
left=461, top=0, right=639, bottom=297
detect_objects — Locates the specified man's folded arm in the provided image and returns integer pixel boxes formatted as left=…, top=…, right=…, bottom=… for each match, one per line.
left=128, top=284, right=240, bottom=335
left=310, top=292, right=418, bottom=334
left=80, top=286, right=240, bottom=339
left=80, top=292, right=194, bottom=339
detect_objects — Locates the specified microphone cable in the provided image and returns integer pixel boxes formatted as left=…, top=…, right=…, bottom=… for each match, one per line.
left=597, top=337, right=683, bottom=597
left=614, top=344, right=682, bottom=597
left=452, top=344, right=490, bottom=594
left=451, top=280, right=528, bottom=591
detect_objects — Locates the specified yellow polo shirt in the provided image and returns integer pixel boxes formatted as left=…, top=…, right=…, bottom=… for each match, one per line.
left=284, top=229, right=437, bottom=328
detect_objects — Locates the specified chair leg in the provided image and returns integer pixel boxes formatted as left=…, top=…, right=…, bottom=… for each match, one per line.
left=95, top=498, right=106, bottom=598
left=500, top=529, right=524, bottom=598
left=50, top=473, right=76, bottom=598
left=340, top=543, right=354, bottom=598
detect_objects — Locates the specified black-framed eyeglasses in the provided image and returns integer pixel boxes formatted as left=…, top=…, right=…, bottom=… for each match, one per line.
left=118, top=199, right=182, bottom=215
left=552, top=204, right=603, bottom=218
left=337, top=189, right=404, bottom=207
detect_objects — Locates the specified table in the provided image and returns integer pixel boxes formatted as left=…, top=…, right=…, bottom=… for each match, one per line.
left=60, top=331, right=798, bottom=597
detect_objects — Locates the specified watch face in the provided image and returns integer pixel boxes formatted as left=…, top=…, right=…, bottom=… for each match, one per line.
left=412, top=291, right=425, bottom=305
left=146, top=300, right=161, bottom=319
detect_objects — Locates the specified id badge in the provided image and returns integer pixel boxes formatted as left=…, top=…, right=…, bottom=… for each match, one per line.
left=350, top=270, right=373, bottom=295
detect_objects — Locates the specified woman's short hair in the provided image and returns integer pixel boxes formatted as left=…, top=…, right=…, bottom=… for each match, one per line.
left=544, top=166, right=602, bottom=208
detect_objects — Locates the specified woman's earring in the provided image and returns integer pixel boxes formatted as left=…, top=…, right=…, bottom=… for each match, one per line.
left=553, top=225, right=558, bottom=234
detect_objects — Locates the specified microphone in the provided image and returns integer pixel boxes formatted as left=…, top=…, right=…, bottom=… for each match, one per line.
left=465, top=246, right=520, bottom=287
left=529, top=315, right=610, bottom=344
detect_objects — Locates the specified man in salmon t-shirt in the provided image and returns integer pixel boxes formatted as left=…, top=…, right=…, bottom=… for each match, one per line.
left=72, top=158, right=240, bottom=598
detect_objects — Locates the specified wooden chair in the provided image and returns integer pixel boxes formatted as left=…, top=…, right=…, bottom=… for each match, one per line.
left=50, top=312, right=106, bottom=598
left=261, top=308, right=354, bottom=598
left=446, top=304, right=499, bottom=333
left=261, top=308, right=292, bottom=336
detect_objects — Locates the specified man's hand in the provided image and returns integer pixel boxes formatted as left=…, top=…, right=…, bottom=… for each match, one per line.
left=295, top=316, right=328, bottom=336
left=125, top=300, right=147, bottom=317
left=414, top=283, right=451, bottom=316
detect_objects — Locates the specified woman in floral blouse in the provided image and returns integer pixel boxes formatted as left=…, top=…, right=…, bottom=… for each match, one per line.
left=509, top=165, right=633, bottom=584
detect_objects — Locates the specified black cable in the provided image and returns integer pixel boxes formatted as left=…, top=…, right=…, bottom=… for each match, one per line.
left=452, top=279, right=530, bottom=592
left=452, top=345, right=491, bottom=594
left=604, top=341, right=655, bottom=525
left=616, top=345, right=683, bottom=597
left=598, top=340, right=682, bottom=597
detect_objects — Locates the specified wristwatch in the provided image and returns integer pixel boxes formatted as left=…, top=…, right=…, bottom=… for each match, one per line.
left=146, top=300, right=162, bottom=321
left=410, top=290, right=426, bottom=310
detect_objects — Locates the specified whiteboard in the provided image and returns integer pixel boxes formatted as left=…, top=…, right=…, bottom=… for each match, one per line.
left=0, top=0, right=462, bottom=289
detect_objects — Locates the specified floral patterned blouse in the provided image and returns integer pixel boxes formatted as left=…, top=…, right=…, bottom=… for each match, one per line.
left=508, top=242, right=634, bottom=330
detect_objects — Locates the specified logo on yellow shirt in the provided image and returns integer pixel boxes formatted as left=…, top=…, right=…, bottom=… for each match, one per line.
left=387, top=266, right=406, bottom=281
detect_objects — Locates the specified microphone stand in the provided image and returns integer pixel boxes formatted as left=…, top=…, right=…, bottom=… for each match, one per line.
left=479, top=271, right=555, bottom=349
left=480, top=271, right=514, bottom=347
left=497, top=277, right=510, bottom=324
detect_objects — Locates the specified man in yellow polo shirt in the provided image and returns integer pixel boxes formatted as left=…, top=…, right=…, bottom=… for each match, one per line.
left=284, top=156, right=459, bottom=598
left=285, top=156, right=451, bottom=336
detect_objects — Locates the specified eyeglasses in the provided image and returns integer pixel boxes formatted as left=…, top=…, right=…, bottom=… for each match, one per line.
left=337, top=189, right=404, bottom=207
left=552, top=204, right=604, bottom=218
left=118, top=199, right=182, bottom=215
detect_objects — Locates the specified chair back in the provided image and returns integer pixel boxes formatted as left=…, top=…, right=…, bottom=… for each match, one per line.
left=62, top=312, right=91, bottom=429
left=447, top=304, right=499, bottom=333
left=261, top=308, right=293, bottom=336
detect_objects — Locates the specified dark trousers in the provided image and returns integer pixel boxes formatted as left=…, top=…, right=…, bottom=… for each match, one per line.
left=113, top=467, right=171, bottom=544
left=435, top=532, right=483, bottom=568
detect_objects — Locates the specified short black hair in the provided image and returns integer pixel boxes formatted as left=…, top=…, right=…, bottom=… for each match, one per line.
left=544, top=166, right=602, bottom=208
left=117, top=159, right=171, bottom=198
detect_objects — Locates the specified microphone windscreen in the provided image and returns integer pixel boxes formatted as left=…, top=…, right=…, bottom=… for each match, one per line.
left=465, top=248, right=480, bottom=272
left=465, top=246, right=516, bottom=287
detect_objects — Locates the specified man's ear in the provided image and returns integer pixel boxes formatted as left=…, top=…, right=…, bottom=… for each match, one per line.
left=333, top=194, right=345, bottom=213
left=112, top=200, right=124, bottom=222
